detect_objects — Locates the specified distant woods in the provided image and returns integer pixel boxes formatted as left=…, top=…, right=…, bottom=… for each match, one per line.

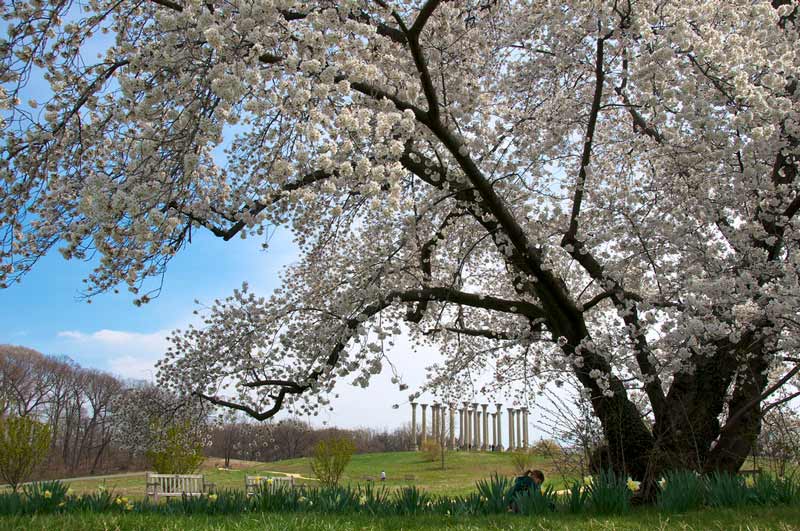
left=0, top=344, right=413, bottom=480
left=0, top=344, right=131, bottom=478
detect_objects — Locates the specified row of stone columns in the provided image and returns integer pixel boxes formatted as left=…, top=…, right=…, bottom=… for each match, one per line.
left=409, top=402, right=529, bottom=451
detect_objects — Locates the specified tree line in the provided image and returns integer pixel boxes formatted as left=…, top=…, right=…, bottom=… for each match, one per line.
left=207, top=418, right=412, bottom=468
left=0, top=344, right=412, bottom=480
left=0, top=345, right=131, bottom=478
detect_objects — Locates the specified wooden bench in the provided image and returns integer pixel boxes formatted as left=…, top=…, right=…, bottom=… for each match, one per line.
left=245, top=475, right=295, bottom=497
left=145, top=473, right=214, bottom=502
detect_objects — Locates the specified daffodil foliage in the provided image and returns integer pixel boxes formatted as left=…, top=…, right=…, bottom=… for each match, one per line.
left=2, top=0, right=799, bottom=482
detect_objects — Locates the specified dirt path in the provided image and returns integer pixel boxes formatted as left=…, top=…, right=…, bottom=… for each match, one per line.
left=0, top=471, right=145, bottom=489
left=255, top=470, right=318, bottom=481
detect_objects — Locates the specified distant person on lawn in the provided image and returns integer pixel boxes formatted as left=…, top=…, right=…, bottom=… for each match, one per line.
left=380, top=470, right=386, bottom=482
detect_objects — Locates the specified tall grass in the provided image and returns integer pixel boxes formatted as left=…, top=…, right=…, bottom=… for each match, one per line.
left=392, top=486, right=431, bottom=515
left=585, top=469, right=630, bottom=515
left=749, top=473, right=800, bottom=506
left=1, top=470, right=796, bottom=518
left=474, top=473, right=511, bottom=514
left=559, top=480, right=589, bottom=514
left=657, top=470, right=707, bottom=513
left=513, top=485, right=557, bottom=515
left=706, top=472, right=753, bottom=508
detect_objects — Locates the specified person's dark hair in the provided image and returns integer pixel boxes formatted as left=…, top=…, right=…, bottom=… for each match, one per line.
left=531, top=470, right=545, bottom=483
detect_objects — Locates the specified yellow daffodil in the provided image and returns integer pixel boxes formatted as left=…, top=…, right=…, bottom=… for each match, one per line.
left=43, top=490, right=52, bottom=499
left=209, top=494, right=218, bottom=502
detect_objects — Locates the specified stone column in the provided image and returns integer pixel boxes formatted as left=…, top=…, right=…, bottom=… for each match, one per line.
left=491, top=413, right=497, bottom=450
left=495, top=404, right=504, bottom=451
left=461, top=407, right=467, bottom=449
left=464, top=402, right=472, bottom=450
left=449, top=404, right=456, bottom=450
left=440, top=410, right=446, bottom=450
left=481, top=404, right=489, bottom=451
left=522, top=408, right=529, bottom=449
left=438, top=405, right=444, bottom=445
left=516, top=408, right=522, bottom=449
left=507, top=407, right=515, bottom=451
left=411, top=402, right=418, bottom=451
left=458, top=407, right=464, bottom=448
left=431, top=405, right=438, bottom=444
left=421, top=403, right=428, bottom=445
left=472, top=402, right=480, bottom=450
left=476, top=410, right=482, bottom=450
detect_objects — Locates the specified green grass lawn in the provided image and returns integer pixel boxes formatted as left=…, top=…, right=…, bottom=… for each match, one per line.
left=15, top=451, right=566, bottom=499
left=1, top=505, right=798, bottom=530
left=262, top=450, right=567, bottom=495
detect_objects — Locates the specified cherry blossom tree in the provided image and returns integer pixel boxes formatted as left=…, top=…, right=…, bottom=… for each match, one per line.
left=2, top=0, right=799, bottom=493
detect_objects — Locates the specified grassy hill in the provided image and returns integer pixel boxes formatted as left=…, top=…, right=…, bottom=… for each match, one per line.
left=33, top=450, right=563, bottom=499
left=262, top=449, right=564, bottom=494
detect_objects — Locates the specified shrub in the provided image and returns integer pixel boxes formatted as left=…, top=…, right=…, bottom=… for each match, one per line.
left=475, top=473, right=511, bottom=513
left=421, top=439, right=441, bottom=462
left=706, top=471, right=753, bottom=508
left=509, top=449, right=536, bottom=474
left=531, top=438, right=562, bottom=456
left=657, top=470, right=707, bottom=513
left=309, top=436, right=355, bottom=487
left=586, top=469, right=630, bottom=515
left=0, top=415, right=51, bottom=492
left=145, top=420, right=205, bottom=474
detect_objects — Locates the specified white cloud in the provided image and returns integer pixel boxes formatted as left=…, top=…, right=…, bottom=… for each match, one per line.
left=56, top=328, right=170, bottom=381
left=107, top=354, right=160, bottom=381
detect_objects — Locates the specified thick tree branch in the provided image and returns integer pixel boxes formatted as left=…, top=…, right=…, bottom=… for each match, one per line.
left=175, top=169, right=331, bottom=241
left=564, top=36, right=605, bottom=242
left=720, top=362, right=800, bottom=435
left=195, top=285, right=545, bottom=420
left=405, top=0, right=446, bottom=122
left=761, top=390, right=800, bottom=415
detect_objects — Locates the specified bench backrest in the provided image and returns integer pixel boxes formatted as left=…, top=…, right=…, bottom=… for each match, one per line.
left=147, top=473, right=205, bottom=494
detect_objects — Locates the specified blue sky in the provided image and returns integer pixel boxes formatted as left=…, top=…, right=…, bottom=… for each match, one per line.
left=1, top=226, right=293, bottom=373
